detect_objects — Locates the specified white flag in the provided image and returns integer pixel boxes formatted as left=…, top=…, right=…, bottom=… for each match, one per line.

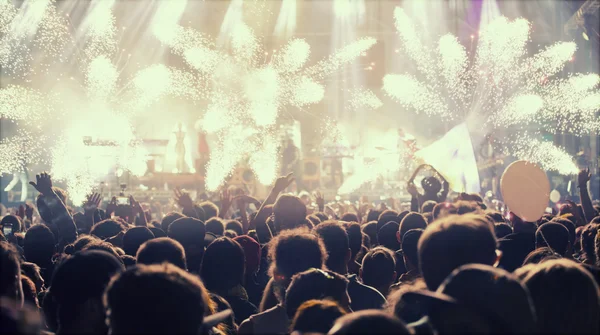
left=415, top=123, right=481, bottom=194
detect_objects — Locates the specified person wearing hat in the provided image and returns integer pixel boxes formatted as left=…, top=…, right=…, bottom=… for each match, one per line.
left=104, top=263, right=231, bottom=335
left=49, top=250, right=125, bottom=334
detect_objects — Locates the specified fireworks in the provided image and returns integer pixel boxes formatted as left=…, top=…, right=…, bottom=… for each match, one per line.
left=0, top=0, right=70, bottom=78
left=381, top=7, right=598, bottom=175
left=154, top=2, right=375, bottom=190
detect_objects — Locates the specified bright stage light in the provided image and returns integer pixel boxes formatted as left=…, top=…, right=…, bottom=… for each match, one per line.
left=274, top=0, right=296, bottom=39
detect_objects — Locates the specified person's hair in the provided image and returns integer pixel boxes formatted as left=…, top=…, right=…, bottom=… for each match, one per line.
left=314, top=212, right=328, bottom=223
left=290, top=299, right=347, bottom=334
left=225, top=220, right=243, bottom=236
left=361, top=247, right=396, bottom=290
left=421, top=201, right=437, bottom=214
left=522, top=247, right=561, bottom=265
left=439, top=264, right=537, bottom=333
left=90, top=219, right=127, bottom=240
left=535, top=222, right=570, bottom=256
left=418, top=214, right=497, bottom=290
left=200, top=237, right=245, bottom=293
left=267, top=228, right=326, bottom=280
left=20, top=262, right=43, bottom=293
left=313, top=221, right=349, bottom=272
left=205, top=217, right=225, bottom=236
left=273, top=195, right=307, bottom=232
left=340, top=213, right=359, bottom=223
left=82, top=241, right=123, bottom=261
left=377, top=210, right=399, bottom=232
left=284, top=268, right=349, bottom=319
left=399, top=213, right=428, bottom=244
left=377, top=221, right=400, bottom=251
left=329, top=310, right=410, bottom=335
left=168, top=217, right=205, bottom=273
left=362, top=221, right=378, bottom=245
left=51, top=250, right=124, bottom=328
left=342, top=222, right=362, bottom=261
left=21, top=275, right=38, bottom=308
left=486, top=211, right=507, bottom=224
left=366, top=209, right=382, bottom=223
left=136, top=237, right=187, bottom=270
left=550, top=217, right=576, bottom=248
left=0, top=242, right=21, bottom=301
left=494, top=222, right=513, bottom=239
left=122, top=227, right=155, bottom=256
left=1, top=215, right=22, bottom=233
left=64, top=235, right=99, bottom=255
left=104, top=263, right=208, bottom=334
left=580, top=223, right=598, bottom=265
left=432, top=202, right=450, bottom=220
left=401, top=229, right=424, bottom=269
left=307, top=215, right=321, bottom=227
left=24, top=225, right=55, bottom=265
left=223, top=229, right=238, bottom=238
left=199, top=201, right=219, bottom=220
left=517, top=259, right=600, bottom=334
left=160, top=212, right=185, bottom=234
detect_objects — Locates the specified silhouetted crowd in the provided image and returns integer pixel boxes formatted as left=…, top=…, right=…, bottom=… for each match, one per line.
left=1, top=168, right=599, bottom=334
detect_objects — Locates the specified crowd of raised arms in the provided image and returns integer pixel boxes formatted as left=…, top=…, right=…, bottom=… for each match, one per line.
left=0, top=167, right=599, bottom=335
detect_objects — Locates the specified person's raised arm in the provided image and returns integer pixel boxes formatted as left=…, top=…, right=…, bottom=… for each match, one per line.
left=314, top=191, right=325, bottom=213
left=29, top=172, right=77, bottom=245
left=130, top=195, right=148, bottom=227
left=431, top=165, right=450, bottom=201
left=233, top=194, right=261, bottom=233
left=251, top=173, right=294, bottom=225
left=407, top=165, right=425, bottom=212
left=219, top=188, right=233, bottom=219
left=83, top=192, right=102, bottom=229
left=578, top=168, right=596, bottom=223
left=174, top=188, right=200, bottom=219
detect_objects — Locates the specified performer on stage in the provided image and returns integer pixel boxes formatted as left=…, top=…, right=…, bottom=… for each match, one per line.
left=478, top=133, right=503, bottom=199
left=4, top=162, right=29, bottom=202
left=174, top=123, right=187, bottom=173
left=281, top=138, right=298, bottom=176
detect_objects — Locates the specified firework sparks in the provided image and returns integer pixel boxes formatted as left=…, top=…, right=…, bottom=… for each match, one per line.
left=154, top=2, right=375, bottom=190
left=505, top=135, right=579, bottom=175
left=0, top=0, right=70, bottom=77
left=381, top=7, right=598, bottom=176
left=0, top=129, right=45, bottom=175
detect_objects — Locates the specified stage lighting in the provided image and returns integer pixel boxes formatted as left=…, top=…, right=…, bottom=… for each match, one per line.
left=582, top=31, right=589, bottom=41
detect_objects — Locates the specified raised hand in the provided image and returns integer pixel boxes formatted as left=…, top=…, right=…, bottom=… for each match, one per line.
left=219, top=188, right=233, bottom=218
left=129, top=195, right=144, bottom=215
left=234, top=194, right=260, bottom=208
left=17, top=205, right=25, bottom=219
left=407, top=182, right=419, bottom=196
left=105, top=196, right=117, bottom=217
left=29, top=172, right=53, bottom=196
left=84, top=193, right=102, bottom=214
left=24, top=203, right=34, bottom=220
left=578, top=168, right=591, bottom=188
left=174, top=188, right=194, bottom=209
left=314, top=191, right=325, bottom=212
left=273, top=173, right=295, bottom=194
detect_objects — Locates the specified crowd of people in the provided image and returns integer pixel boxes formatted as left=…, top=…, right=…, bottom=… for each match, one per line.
left=0, top=166, right=599, bottom=334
